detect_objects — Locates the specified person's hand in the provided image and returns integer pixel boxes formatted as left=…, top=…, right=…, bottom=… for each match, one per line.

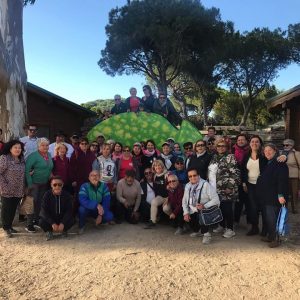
left=29, top=170, right=34, bottom=176
left=277, top=155, right=287, bottom=163
left=242, top=184, right=248, bottom=193
left=72, top=181, right=77, bottom=187
left=196, top=203, right=204, bottom=210
left=278, top=197, right=286, bottom=205
left=224, top=188, right=232, bottom=194
left=184, top=214, right=190, bottom=222
left=52, top=224, right=59, bottom=232
left=58, top=223, right=64, bottom=232
left=97, top=204, right=104, bottom=215
left=163, top=200, right=168, bottom=207
left=123, top=201, right=129, bottom=209
left=169, top=213, right=176, bottom=219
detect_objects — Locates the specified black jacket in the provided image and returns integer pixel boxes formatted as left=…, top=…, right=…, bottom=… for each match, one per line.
left=39, top=190, right=73, bottom=225
left=152, top=98, right=181, bottom=126
left=187, top=152, right=212, bottom=180
left=111, top=102, right=127, bottom=115
left=256, top=158, right=289, bottom=206
left=141, top=95, right=156, bottom=112
left=140, top=181, right=157, bottom=203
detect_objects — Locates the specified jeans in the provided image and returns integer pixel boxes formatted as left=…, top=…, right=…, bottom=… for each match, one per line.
left=220, top=201, right=234, bottom=230
left=78, top=205, right=113, bottom=228
left=1, top=197, right=21, bottom=230
left=29, top=183, right=48, bottom=222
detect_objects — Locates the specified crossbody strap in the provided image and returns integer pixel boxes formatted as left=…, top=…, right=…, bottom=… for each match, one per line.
left=197, top=181, right=206, bottom=204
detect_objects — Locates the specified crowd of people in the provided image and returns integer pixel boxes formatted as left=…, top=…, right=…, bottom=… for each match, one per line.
left=0, top=123, right=299, bottom=248
left=101, top=85, right=182, bottom=126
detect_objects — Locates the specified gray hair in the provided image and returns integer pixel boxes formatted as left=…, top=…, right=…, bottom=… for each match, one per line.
left=37, top=137, right=50, bottom=147
left=264, top=142, right=278, bottom=152
left=283, top=139, right=295, bottom=147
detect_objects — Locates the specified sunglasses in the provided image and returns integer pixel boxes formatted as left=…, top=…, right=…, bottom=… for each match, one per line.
left=283, top=144, right=291, bottom=147
left=184, top=147, right=192, bottom=150
left=144, top=172, right=153, bottom=175
left=196, top=144, right=205, bottom=147
left=176, top=161, right=184, bottom=165
left=207, top=142, right=213, bottom=146
left=188, top=174, right=198, bottom=178
left=168, top=180, right=177, bottom=184
left=52, top=183, right=63, bottom=187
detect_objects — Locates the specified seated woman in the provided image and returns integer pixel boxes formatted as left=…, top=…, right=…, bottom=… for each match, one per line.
left=256, top=143, right=289, bottom=248
left=162, top=174, right=185, bottom=235
left=182, top=168, right=220, bottom=245
left=172, top=157, right=188, bottom=186
left=116, top=169, right=141, bottom=224
left=39, top=176, right=75, bottom=241
left=144, top=159, right=169, bottom=229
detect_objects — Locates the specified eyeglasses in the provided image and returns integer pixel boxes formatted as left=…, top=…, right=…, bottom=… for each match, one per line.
left=188, top=174, right=198, bottom=178
left=196, top=144, right=205, bottom=147
left=52, top=183, right=63, bottom=187
left=144, top=172, right=153, bottom=175
left=167, top=180, right=178, bottom=184
left=217, top=145, right=226, bottom=148
left=283, top=144, right=291, bottom=147
left=80, top=142, right=88, bottom=145
left=207, top=142, right=213, bottom=146
left=175, top=161, right=184, bottom=165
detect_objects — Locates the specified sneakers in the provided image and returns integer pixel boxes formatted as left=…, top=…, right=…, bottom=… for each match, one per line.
left=25, top=225, right=36, bottom=233
left=4, top=229, right=13, bottom=238
left=10, top=228, right=18, bottom=234
left=223, top=228, right=236, bottom=238
left=202, top=232, right=212, bottom=245
left=190, top=230, right=203, bottom=238
left=174, top=227, right=183, bottom=235
left=144, top=220, right=156, bottom=229
left=213, top=225, right=224, bottom=233
left=46, top=231, right=54, bottom=241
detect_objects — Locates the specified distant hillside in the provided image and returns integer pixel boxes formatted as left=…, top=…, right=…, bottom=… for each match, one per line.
left=81, top=99, right=115, bottom=115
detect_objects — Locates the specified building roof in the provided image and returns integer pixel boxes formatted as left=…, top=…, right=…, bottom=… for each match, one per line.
left=27, top=82, right=96, bottom=117
left=267, top=84, right=300, bottom=110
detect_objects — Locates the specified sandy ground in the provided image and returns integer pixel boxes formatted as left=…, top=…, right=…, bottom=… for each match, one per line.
left=0, top=217, right=300, bottom=300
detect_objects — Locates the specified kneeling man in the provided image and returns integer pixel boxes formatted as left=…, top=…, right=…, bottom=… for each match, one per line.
left=78, top=170, right=113, bottom=233
left=39, top=176, right=75, bottom=241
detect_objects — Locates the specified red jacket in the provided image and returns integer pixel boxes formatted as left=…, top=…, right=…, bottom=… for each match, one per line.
left=167, top=184, right=184, bottom=216
left=52, top=156, right=71, bottom=185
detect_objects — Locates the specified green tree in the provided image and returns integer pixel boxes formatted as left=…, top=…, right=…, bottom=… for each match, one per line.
left=99, top=0, right=228, bottom=94
left=219, top=28, right=294, bottom=126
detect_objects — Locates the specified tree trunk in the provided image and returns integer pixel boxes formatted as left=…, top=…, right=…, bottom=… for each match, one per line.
left=0, top=0, right=27, bottom=141
left=202, top=97, right=208, bottom=127
left=239, top=99, right=252, bottom=127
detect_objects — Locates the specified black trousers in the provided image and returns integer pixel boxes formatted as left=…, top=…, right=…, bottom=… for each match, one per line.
left=1, top=197, right=21, bottom=230
left=139, top=200, right=151, bottom=222
left=171, top=208, right=184, bottom=228
left=39, top=218, right=75, bottom=233
left=234, top=185, right=249, bottom=223
left=115, top=201, right=139, bottom=224
left=29, top=183, right=48, bottom=221
left=247, top=183, right=266, bottom=231
left=220, top=201, right=234, bottom=230
left=265, top=205, right=281, bottom=241
left=190, top=213, right=209, bottom=234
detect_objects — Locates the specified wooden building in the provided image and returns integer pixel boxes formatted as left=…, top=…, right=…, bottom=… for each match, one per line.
left=267, top=85, right=300, bottom=150
left=27, top=82, right=96, bottom=141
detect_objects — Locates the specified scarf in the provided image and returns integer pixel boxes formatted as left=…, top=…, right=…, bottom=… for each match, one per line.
left=143, top=149, right=156, bottom=157
left=233, top=144, right=249, bottom=165
left=160, top=153, right=173, bottom=169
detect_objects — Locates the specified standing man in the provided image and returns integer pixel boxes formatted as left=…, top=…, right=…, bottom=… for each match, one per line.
left=49, top=131, right=74, bottom=158
left=19, top=124, right=39, bottom=160
left=111, top=95, right=127, bottom=115
left=203, top=126, right=218, bottom=142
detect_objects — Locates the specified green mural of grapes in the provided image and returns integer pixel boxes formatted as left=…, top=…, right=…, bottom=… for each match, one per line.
left=87, top=112, right=202, bottom=149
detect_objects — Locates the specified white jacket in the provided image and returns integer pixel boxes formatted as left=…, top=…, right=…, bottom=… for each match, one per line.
left=182, top=179, right=220, bottom=215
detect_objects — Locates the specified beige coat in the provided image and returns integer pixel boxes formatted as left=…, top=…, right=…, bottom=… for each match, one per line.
left=286, top=150, right=300, bottom=178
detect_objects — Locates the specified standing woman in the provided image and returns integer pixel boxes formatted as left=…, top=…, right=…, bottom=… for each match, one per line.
left=132, top=142, right=144, bottom=176
left=141, top=85, right=155, bottom=112
left=112, top=142, right=123, bottom=161
left=256, top=144, right=289, bottom=248
left=126, top=87, right=141, bottom=112
left=208, top=138, right=240, bottom=238
left=186, top=140, right=212, bottom=180
left=0, top=140, right=25, bottom=237
left=52, top=143, right=72, bottom=193
left=25, top=137, right=53, bottom=231
left=116, top=146, right=140, bottom=180
left=142, top=139, right=160, bottom=170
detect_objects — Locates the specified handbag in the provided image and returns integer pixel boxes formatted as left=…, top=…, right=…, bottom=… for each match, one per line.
left=197, top=182, right=223, bottom=226
left=276, top=205, right=289, bottom=236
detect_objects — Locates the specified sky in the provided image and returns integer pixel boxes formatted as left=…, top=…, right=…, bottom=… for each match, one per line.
left=23, top=0, right=300, bottom=105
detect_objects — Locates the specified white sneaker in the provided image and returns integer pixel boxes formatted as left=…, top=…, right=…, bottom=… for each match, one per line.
left=223, top=228, right=236, bottom=238
left=174, top=227, right=183, bottom=235
left=202, top=232, right=212, bottom=244
left=213, top=225, right=224, bottom=233
left=190, top=230, right=203, bottom=238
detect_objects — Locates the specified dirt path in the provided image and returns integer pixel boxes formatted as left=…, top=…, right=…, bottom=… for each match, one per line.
left=0, top=221, right=299, bottom=300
